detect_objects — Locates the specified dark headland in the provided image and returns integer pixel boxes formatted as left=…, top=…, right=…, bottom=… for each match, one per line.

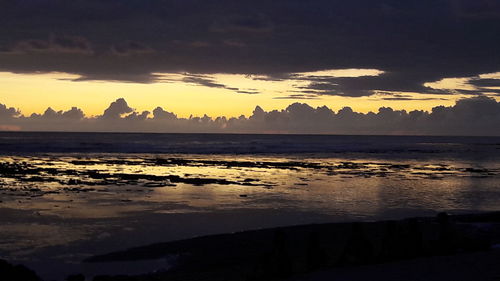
left=3, top=211, right=500, bottom=281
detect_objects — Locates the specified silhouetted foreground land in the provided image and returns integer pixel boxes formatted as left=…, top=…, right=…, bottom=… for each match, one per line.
left=3, top=212, right=500, bottom=281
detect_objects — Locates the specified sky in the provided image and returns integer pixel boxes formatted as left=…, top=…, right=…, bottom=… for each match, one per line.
left=0, top=0, right=499, bottom=134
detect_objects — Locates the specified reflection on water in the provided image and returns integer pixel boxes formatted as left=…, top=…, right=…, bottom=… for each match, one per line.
left=1, top=154, right=499, bottom=216
left=0, top=153, right=499, bottom=279
left=0, top=154, right=498, bottom=218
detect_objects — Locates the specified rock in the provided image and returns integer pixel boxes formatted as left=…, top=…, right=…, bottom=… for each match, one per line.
left=66, top=273, right=85, bottom=281
left=0, top=259, right=42, bottom=281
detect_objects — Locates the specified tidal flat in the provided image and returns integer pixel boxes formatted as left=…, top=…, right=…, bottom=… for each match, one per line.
left=0, top=152, right=499, bottom=280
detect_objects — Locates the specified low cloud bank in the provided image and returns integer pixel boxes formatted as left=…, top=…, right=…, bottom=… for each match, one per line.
left=0, top=97, right=499, bottom=136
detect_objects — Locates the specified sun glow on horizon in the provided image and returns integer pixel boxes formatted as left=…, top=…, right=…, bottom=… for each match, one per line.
left=0, top=71, right=490, bottom=118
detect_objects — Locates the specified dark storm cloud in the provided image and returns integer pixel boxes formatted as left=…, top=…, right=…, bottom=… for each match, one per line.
left=379, top=97, right=448, bottom=101
left=182, top=75, right=240, bottom=92
left=274, top=94, right=320, bottom=100
left=222, top=39, right=247, bottom=48
left=374, top=93, right=449, bottom=101
left=111, top=41, right=154, bottom=56
left=450, top=0, right=500, bottom=19
left=210, top=14, right=273, bottom=33
left=0, top=0, right=500, bottom=96
left=294, top=73, right=452, bottom=97
left=1, top=96, right=499, bottom=135
left=468, top=78, right=500, bottom=88
left=180, top=74, right=260, bottom=94
left=236, top=90, right=260, bottom=94
left=1, top=35, right=92, bottom=54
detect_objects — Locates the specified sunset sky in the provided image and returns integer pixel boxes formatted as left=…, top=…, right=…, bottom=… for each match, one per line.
left=0, top=70, right=472, bottom=117
left=0, top=0, right=499, bottom=133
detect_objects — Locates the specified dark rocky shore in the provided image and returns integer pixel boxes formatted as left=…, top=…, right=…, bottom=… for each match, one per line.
left=3, top=211, right=500, bottom=281
left=1, top=156, right=497, bottom=193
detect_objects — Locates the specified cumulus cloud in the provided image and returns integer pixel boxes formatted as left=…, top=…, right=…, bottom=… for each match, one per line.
left=153, top=107, right=177, bottom=120
left=0, top=96, right=499, bottom=135
left=0, top=104, right=20, bottom=119
left=29, top=107, right=85, bottom=120
left=101, top=98, right=134, bottom=119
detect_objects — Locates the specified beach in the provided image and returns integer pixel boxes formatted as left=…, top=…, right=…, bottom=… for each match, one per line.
left=4, top=212, right=500, bottom=280
left=84, top=212, right=500, bottom=281
left=0, top=133, right=499, bottom=280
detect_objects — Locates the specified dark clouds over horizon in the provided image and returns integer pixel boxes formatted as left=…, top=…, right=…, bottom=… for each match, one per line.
left=1, top=0, right=500, bottom=97
left=1, top=96, right=499, bottom=136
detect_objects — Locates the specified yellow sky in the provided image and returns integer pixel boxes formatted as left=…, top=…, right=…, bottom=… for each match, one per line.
left=0, top=71, right=470, bottom=118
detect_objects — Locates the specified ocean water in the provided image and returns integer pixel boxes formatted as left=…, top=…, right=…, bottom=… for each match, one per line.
left=0, top=132, right=499, bottom=280
left=0, top=132, right=499, bottom=158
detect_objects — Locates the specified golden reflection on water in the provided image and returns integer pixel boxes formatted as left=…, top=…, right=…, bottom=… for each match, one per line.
left=0, top=154, right=499, bottom=255
left=0, top=155, right=499, bottom=216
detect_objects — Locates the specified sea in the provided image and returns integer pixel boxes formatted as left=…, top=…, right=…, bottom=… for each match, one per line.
left=0, top=132, right=499, bottom=280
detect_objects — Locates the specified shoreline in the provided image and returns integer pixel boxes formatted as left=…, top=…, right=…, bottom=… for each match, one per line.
left=81, top=211, right=500, bottom=280
left=2, top=211, right=500, bottom=280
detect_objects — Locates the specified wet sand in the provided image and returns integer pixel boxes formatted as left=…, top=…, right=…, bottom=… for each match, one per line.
left=82, top=212, right=500, bottom=280
left=2, top=211, right=500, bottom=281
